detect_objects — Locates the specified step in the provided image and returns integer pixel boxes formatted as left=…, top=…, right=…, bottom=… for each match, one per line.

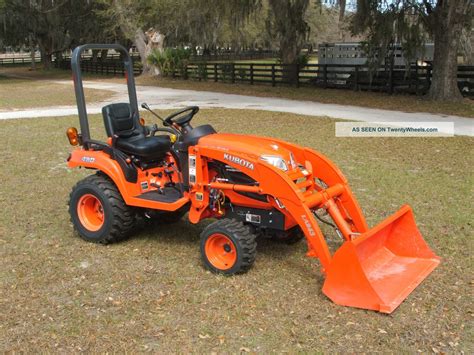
left=137, top=186, right=183, bottom=203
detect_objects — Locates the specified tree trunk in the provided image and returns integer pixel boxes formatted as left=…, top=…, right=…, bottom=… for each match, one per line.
left=429, top=0, right=470, bottom=101
left=37, top=37, right=53, bottom=70
left=91, top=49, right=100, bottom=63
left=339, top=0, right=346, bottom=41
left=134, top=29, right=154, bottom=76
left=39, top=47, right=52, bottom=70
left=111, top=0, right=155, bottom=76
left=281, top=35, right=299, bottom=83
left=100, top=49, right=109, bottom=62
left=42, top=52, right=52, bottom=70
left=30, top=48, right=36, bottom=71
left=268, top=0, right=309, bottom=84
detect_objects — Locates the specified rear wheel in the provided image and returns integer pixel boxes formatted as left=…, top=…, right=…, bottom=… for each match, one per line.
left=200, top=219, right=257, bottom=275
left=68, top=173, right=135, bottom=244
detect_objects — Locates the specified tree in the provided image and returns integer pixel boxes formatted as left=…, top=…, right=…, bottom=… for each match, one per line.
left=97, top=0, right=158, bottom=75
left=426, top=0, right=472, bottom=100
left=267, top=0, right=310, bottom=64
left=0, top=0, right=6, bottom=51
left=102, top=0, right=261, bottom=74
left=183, top=0, right=260, bottom=50
left=0, top=0, right=111, bottom=69
left=351, top=0, right=472, bottom=101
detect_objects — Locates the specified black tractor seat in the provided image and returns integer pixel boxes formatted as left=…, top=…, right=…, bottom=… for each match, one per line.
left=102, top=103, right=171, bottom=161
left=115, top=132, right=170, bottom=159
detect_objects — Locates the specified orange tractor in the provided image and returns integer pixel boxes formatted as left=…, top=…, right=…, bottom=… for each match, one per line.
left=67, top=44, right=440, bottom=313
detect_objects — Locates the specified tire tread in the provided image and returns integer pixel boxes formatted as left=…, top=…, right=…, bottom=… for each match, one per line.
left=201, top=218, right=257, bottom=274
left=68, top=172, right=135, bottom=244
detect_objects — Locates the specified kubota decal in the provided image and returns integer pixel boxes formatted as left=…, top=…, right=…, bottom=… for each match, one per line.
left=189, top=155, right=197, bottom=183
left=81, top=156, right=95, bottom=163
left=301, top=214, right=316, bottom=236
left=223, top=153, right=254, bottom=170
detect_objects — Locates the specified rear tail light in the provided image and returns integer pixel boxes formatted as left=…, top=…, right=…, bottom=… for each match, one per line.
left=66, top=127, right=80, bottom=146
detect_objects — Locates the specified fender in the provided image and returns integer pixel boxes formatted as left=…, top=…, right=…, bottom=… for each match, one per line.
left=68, top=149, right=135, bottom=195
left=67, top=149, right=189, bottom=211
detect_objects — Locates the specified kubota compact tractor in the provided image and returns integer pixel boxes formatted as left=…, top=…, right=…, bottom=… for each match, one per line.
left=66, top=44, right=440, bottom=313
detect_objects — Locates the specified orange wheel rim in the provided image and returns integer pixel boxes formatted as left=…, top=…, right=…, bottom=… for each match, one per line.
left=77, top=194, right=104, bottom=232
left=205, top=233, right=237, bottom=270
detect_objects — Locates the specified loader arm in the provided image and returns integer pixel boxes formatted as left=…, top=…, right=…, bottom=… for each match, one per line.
left=245, top=135, right=370, bottom=233
left=189, top=144, right=368, bottom=271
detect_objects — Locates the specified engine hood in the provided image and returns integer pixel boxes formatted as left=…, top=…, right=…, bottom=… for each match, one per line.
left=198, top=133, right=294, bottom=166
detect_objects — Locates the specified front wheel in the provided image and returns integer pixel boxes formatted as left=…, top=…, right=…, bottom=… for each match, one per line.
left=200, top=219, right=257, bottom=275
left=68, top=173, right=136, bottom=244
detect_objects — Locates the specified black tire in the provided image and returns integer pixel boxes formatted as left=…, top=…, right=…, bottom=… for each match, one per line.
left=68, top=172, right=135, bottom=244
left=200, top=218, right=257, bottom=275
left=268, top=226, right=304, bottom=245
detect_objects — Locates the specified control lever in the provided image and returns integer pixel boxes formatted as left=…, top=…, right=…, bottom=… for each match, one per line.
left=141, top=103, right=180, bottom=133
left=141, top=103, right=166, bottom=123
left=150, top=182, right=163, bottom=194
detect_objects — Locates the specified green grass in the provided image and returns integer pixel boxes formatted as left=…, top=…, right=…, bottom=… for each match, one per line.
left=137, top=77, right=474, bottom=118
left=0, top=78, right=113, bottom=110
left=211, top=58, right=280, bottom=64
left=0, top=65, right=118, bottom=81
left=0, top=69, right=115, bottom=110
left=0, top=109, right=472, bottom=352
left=204, top=55, right=318, bottom=65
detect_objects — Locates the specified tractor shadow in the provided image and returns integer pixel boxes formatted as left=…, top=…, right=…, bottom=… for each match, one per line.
left=132, top=215, right=308, bottom=259
left=131, top=215, right=342, bottom=256
left=129, top=215, right=339, bottom=286
left=131, top=216, right=203, bottom=246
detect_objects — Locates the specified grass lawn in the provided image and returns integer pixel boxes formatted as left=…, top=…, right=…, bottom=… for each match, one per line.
left=137, top=76, right=474, bottom=118
left=206, top=55, right=318, bottom=65
left=0, top=72, right=114, bottom=110
left=0, top=109, right=472, bottom=352
left=206, top=58, right=279, bottom=64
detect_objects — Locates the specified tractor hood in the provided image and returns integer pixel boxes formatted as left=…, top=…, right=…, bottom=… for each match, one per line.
left=198, top=133, right=296, bottom=171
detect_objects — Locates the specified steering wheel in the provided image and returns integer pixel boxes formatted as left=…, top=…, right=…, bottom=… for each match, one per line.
left=164, top=106, right=199, bottom=127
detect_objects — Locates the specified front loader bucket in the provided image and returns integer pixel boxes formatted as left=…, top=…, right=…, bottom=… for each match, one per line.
left=322, top=205, right=440, bottom=313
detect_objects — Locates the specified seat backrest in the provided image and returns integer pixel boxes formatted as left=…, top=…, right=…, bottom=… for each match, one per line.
left=102, top=103, right=144, bottom=138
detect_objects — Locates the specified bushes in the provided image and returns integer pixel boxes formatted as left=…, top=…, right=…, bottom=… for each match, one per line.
left=193, top=63, right=208, bottom=80
left=219, top=63, right=234, bottom=82
left=147, top=47, right=191, bottom=77
left=296, top=53, right=309, bottom=68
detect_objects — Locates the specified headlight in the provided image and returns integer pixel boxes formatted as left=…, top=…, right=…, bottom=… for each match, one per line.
left=289, top=152, right=297, bottom=170
left=260, top=155, right=288, bottom=171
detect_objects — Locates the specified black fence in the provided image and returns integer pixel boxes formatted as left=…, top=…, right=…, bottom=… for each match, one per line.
left=4, top=53, right=473, bottom=97
left=53, top=59, right=474, bottom=97
left=0, top=56, right=41, bottom=66
left=54, top=57, right=143, bottom=75
left=0, top=50, right=276, bottom=67
left=171, top=63, right=474, bottom=97
left=189, top=50, right=278, bottom=62
left=0, top=52, right=142, bottom=68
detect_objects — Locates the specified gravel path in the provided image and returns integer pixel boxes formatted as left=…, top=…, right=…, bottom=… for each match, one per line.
left=1, top=80, right=472, bottom=136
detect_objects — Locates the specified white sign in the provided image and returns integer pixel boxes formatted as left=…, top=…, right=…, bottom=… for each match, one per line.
left=335, top=122, right=455, bottom=137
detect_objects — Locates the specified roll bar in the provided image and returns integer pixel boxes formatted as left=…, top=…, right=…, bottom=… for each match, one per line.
left=71, top=44, right=139, bottom=145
